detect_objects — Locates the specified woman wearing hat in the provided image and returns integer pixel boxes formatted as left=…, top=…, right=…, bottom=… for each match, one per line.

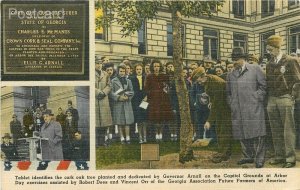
left=191, top=67, right=233, bottom=163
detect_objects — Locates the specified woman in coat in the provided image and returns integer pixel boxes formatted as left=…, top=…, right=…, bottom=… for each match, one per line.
left=111, top=64, right=135, bottom=144
left=144, top=59, right=174, bottom=141
left=130, top=63, right=148, bottom=143
left=95, top=58, right=113, bottom=146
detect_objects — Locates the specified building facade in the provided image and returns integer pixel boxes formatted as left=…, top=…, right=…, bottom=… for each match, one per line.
left=95, top=0, right=300, bottom=65
left=1, top=86, right=90, bottom=139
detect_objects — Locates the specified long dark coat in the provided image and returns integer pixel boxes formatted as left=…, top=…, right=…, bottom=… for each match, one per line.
left=130, top=75, right=147, bottom=123
left=10, top=120, right=23, bottom=143
left=144, top=74, right=174, bottom=123
left=111, top=77, right=135, bottom=125
left=95, top=70, right=113, bottom=128
left=226, top=63, right=267, bottom=140
left=40, top=120, right=63, bottom=161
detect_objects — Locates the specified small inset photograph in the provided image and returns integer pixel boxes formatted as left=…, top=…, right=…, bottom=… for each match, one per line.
left=1, top=86, right=90, bottom=170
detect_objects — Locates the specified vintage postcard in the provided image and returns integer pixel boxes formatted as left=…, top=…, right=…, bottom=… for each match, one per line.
left=1, top=0, right=300, bottom=190
left=1, top=0, right=89, bottom=81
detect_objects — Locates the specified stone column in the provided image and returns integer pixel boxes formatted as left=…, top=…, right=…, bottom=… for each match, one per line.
left=1, top=86, right=34, bottom=135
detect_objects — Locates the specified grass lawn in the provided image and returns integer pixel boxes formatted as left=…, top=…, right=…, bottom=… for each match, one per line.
left=96, top=139, right=242, bottom=169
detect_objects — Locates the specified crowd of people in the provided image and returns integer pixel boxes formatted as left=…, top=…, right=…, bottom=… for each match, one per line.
left=96, top=35, right=300, bottom=168
left=1, top=100, right=89, bottom=163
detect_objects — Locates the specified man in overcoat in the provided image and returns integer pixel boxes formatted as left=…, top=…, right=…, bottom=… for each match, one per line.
left=23, top=108, right=34, bottom=137
left=266, top=35, right=300, bottom=168
left=226, top=47, right=267, bottom=168
left=95, top=56, right=113, bottom=147
left=40, top=109, right=63, bottom=161
left=10, top=114, right=23, bottom=144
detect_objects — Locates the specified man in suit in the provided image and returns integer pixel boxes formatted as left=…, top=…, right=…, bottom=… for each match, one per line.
left=66, top=100, right=79, bottom=124
left=266, top=35, right=300, bottom=168
left=226, top=47, right=267, bottom=168
left=23, top=108, right=34, bottom=137
left=10, top=114, right=23, bottom=144
left=40, top=109, right=63, bottom=161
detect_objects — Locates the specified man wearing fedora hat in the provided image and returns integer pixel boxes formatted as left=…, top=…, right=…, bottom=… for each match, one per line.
left=227, top=47, right=267, bottom=168
left=10, top=114, right=23, bottom=144
left=1, top=133, right=19, bottom=161
left=266, top=35, right=300, bottom=168
left=23, top=108, right=34, bottom=137
left=40, top=109, right=63, bottom=161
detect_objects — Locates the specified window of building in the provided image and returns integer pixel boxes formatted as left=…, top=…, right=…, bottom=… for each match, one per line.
left=203, top=28, right=219, bottom=60
left=260, top=30, right=275, bottom=56
left=288, top=0, right=300, bottom=9
left=138, top=20, right=147, bottom=54
left=232, top=0, right=245, bottom=19
left=289, top=25, right=300, bottom=54
left=233, top=33, right=248, bottom=52
left=95, top=7, right=106, bottom=40
left=167, top=23, right=186, bottom=57
left=261, top=0, right=275, bottom=18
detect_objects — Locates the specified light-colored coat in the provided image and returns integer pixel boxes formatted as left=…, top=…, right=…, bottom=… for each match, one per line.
left=110, top=77, right=134, bottom=125
left=226, top=63, right=266, bottom=140
left=95, top=70, right=113, bottom=128
left=40, top=120, right=63, bottom=161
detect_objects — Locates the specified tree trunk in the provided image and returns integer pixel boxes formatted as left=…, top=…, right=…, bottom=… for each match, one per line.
left=172, top=9, right=194, bottom=163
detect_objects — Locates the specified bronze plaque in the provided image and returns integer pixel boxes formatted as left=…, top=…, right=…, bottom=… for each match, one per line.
left=141, top=144, right=160, bottom=161
left=1, top=1, right=89, bottom=80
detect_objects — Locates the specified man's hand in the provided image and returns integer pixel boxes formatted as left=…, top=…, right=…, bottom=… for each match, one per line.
left=119, top=95, right=128, bottom=101
left=204, top=122, right=211, bottom=130
left=143, top=96, right=147, bottom=102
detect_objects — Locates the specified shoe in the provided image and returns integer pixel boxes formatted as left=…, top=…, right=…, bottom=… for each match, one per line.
left=121, top=140, right=125, bottom=145
left=282, top=162, right=296, bottom=168
left=269, top=159, right=285, bottom=165
left=139, top=139, right=143, bottom=144
left=211, top=153, right=230, bottom=163
left=126, top=141, right=131, bottom=144
left=237, top=158, right=254, bottom=165
left=256, top=163, right=264, bottom=168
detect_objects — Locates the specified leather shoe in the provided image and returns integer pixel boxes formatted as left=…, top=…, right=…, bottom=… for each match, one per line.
left=282, top=162, right=296, bottom=168
left=269, top=159, right=285, bottom=165
left=256, top=163, right=264, bottom=168
left=237, top=158, right=254, bottom=165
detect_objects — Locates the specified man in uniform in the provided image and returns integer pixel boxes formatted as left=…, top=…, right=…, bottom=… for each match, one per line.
left=266, top=35, right=300, bottom=168
left=191, top=67, right=233, bottom=163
